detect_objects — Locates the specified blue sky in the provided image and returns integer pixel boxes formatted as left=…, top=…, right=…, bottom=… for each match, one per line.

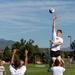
left=0, top=0, right=75, bottom=48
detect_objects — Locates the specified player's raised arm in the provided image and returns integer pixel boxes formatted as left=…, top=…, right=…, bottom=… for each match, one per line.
left=52, top=15, right=57, bottom=33
left=24, top=50, right=28, bottom=66
left=10, top=49, right=17, bottom=64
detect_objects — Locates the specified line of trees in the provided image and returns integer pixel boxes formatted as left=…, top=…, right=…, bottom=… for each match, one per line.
left=0, top=38, right=40, bottom=63
left=0, top=39, right=75, bottom=64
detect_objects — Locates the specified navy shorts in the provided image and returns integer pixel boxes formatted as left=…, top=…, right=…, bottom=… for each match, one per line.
left=50, top=50, right=60, bottom=57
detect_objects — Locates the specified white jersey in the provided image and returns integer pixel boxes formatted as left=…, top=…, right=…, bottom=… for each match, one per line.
left=0, top=66, right=5, bottom=75
left=51, top=31, right=63, bottom=51
left=49, top=66, right=65, bottom=75
left=9, top=65, right=26, bottom=75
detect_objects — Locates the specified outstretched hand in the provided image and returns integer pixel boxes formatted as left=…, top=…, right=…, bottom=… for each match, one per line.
left=53, top=15, right=57, bottom=20
left=25, top=50, right=28, bottom=54
left=50, top=40, right=54, bottom=44
left=12, top=49, right=17, bottom=54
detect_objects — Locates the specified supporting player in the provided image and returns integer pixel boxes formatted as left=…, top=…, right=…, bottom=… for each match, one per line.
left=0, top=59, right=6, bottom=75
left=48, top=59, right=65, bottom=75
left=9, top=49, right=28, bottom=75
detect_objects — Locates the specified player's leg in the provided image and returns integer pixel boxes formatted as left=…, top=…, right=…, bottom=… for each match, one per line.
left=49, top=51, right=57, bottom=67
left=57, top=56, right=65, bottom=67
left=50, top=57, right=56, bottom=67
left=48, top=57, right=56, bottom=72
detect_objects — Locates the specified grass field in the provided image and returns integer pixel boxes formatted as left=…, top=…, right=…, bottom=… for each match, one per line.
left=4, top=64, right=75, bottom=75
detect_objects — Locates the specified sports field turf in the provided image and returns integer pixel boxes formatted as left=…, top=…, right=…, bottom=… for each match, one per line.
left=4, top=64, right=75, bottom=75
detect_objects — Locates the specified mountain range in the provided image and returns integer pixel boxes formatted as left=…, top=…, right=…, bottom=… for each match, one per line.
left=61, top=47, right=71, bottom=51
left=0, top=38, right=71, bottom=51
left=0, top=38, right=15, bottom=50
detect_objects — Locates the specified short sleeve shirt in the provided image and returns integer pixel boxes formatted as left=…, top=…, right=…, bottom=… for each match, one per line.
left=51, top=31, right=63, bottom=51
left=0, top=66, right=5, bottom=75
left=49, top=66, right=65, bottom=75
left=9, top=65, right=26, bottom=75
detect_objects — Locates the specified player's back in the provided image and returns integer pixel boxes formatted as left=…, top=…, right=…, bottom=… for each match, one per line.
left=49, top=66, right=65, bottom=75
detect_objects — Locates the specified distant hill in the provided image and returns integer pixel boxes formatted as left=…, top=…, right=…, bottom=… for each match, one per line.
left=39, top=47, right=73, bottom=51
left=61, top=47, right=73, bottom=51
left=0, top=38, right=73, bottom=51
left=61, top=47, right=70, bottom=51
left=0, top=38, right=15, bottom=50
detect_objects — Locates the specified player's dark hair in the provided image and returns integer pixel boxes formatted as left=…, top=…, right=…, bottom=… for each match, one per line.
left=54, top=59, right=60, bottom=66
left=14, top=60, right=21, bottom=68
left=57, top=29, right=62, bottom=33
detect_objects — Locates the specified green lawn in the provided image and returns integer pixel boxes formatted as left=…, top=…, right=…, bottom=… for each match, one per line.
left=3, top=64, right=75, bottom=75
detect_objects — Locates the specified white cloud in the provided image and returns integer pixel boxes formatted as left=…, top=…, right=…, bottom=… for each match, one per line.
left=0, top=0, right=74, bottom=35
